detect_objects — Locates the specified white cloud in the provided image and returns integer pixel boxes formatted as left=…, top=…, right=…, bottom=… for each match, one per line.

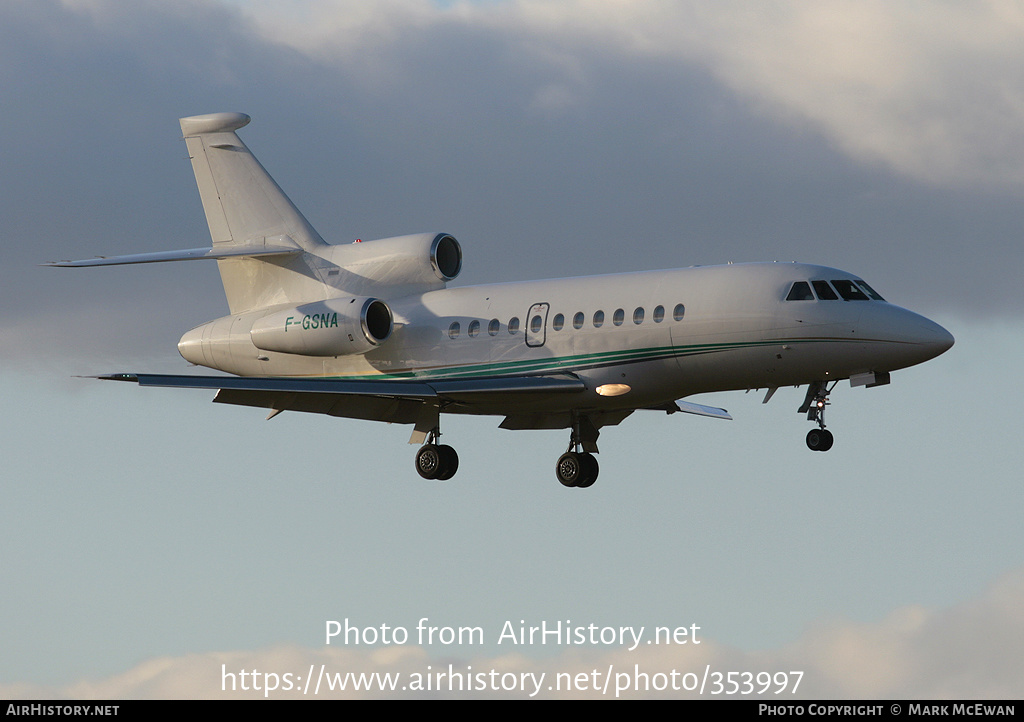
left=672, top=1, right=1024, bottom=189
left=7, top=568, right=1021, bottom=698
left=226, top=0, right=1024, bottom=189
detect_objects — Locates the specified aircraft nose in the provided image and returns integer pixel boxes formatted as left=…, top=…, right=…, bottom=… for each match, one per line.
left=887, top=311, right=954, bottom=368
left=913, top=316, right=955, bottom=359
left=860, top=306, right=954, bottom=371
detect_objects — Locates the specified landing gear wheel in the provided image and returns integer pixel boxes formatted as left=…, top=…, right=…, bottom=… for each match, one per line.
left=416, top=444, right=443, bottom=479
left=415, top=443, right=460, bottom=480
left=556, top=452, right=584, bottom=487
left=436, top=445, right=459, bottom=481
left=556, top=451, right=599, bottom=488
left=577, top=453, right=599, bottom=488
left=806, top=428, right=834, bottom=452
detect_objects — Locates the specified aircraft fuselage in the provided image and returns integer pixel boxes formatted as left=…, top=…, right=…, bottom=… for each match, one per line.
left=177, top=261, right=952, bottom=419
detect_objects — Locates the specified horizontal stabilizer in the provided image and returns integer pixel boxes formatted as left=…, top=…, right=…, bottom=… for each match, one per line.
left=44, top=245, right=301, bottom=267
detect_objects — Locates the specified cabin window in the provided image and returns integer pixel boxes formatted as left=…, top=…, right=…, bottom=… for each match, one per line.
left=448, top=322, right=460, bottom=339
left=831, top=280, right=869, bottom=301
left=633, top=307, right=644, bottom=324
left=488, top=318, right=500, bottom=336
left=812, top=280, right=838, bottom=300
left=613, top=308, right=625, bottom=326
left=856, top=280, right=885, bottom=301
left=653, top=305, right=665, bottom=323
left=508, top=317, right=520, bottom=334
left=593, top=310, right=605, bottom=328
left=468, top=320, right=480, bottom=337
left=673, top=304, right=685, bottom=321
left=573, top=312, right=584, bottom=329
left=552, top=313, right=565, bottom=331
left=786, top=281, right=814, bottom=301
left=530, top=314, right=543, bottom=334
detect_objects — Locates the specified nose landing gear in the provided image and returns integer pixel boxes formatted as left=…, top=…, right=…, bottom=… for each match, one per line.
left=805, top=427, right=834, bottom=452
left=800, top=381, right=836, bottom=452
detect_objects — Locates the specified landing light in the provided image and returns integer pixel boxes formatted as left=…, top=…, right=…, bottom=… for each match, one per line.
left=596, top=384, right=631, bottom=397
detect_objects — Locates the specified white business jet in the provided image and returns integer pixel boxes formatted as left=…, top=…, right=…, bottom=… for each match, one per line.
left=49, top=112, right=954, bottom=488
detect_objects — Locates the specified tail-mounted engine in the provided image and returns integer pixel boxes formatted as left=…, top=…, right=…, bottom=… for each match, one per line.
left=250, top=297, right=393, bottom=357
left=322, top=232, right=462, bottom=298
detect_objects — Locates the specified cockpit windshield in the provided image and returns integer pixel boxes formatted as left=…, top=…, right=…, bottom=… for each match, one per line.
left=854, top=280, right=885, bottom=300
left=785, top=279, right=886, bottom=302
left=812, top=280, right=838, bottom=300
left=785, top=281, right=814, bottom=301
left=831, top=280, right=869, bottom=301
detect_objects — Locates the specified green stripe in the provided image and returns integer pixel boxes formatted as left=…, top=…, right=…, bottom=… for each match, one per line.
left=317, top=336, right=866, bottom=381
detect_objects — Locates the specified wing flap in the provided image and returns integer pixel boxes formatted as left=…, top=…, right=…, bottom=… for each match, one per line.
left=212, top=388, right=427, bottom=424
left=673, top=400, right=732, bottom=420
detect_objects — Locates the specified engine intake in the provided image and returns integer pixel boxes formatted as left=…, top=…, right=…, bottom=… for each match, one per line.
left=431, top=233, right=462, bottom=281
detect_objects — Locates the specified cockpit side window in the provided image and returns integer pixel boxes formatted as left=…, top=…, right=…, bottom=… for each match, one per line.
left=785, top=281, right=814, bottom=301
left=855, top=280, right=885, bottom=301
left=831, top=280, right=870, bottom=301
left=811, top=280, right=838, bottom=300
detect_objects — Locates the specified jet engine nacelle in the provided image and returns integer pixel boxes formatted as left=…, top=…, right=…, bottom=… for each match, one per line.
left=250, top=297, right=393, bottom=357
left=323, top=232, right=462, bottom=298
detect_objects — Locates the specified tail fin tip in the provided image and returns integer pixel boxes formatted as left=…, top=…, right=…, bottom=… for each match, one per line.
left=180, top=112, right=251, bottom=137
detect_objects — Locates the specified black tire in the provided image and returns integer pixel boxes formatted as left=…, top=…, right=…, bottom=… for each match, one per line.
left=806, top=428, right=834, bottom=452
left=436, top=445, right=459, bottom=481
left=415, top=444, right=442, bottom=479
left=556, top=452, right=582, bottom=487
left=576, top=453, right=599, bottom=488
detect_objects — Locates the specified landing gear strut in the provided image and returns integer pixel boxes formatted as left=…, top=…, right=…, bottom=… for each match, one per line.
left=555, top=416, right=599, bottom=488
left=799, top=381, right=835, bottom=452
left=415, top=429, right=459, bottom=480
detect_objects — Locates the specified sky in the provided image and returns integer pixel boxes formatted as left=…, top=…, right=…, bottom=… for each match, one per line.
left=1, top=0, right=1022, bottom=699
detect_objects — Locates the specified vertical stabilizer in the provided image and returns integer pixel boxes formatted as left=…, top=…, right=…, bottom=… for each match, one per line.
left=179, top=113, right=329, bottom=314
left=180, top=112, right=326, bottom=250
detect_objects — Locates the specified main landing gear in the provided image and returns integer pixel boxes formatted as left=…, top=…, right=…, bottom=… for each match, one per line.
left=414, top=430, right=459, bottom=480
left=555, top=416, right=600, bottom=488
left=413, top=416, right=601, bottom=487
left=556, top=451, right=598, bottom=488
left=799, top=380, right=836, bottom=452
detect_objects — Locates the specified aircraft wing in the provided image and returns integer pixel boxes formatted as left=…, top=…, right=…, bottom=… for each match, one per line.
left=98, top=373, right=585, bottom=397
left=97, top=373, right=587, bottom=425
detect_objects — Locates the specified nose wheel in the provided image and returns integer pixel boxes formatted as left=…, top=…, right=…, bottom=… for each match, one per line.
left=805, top=427, right=834, bottom=452
left=800, top=381, right=837, bottom=452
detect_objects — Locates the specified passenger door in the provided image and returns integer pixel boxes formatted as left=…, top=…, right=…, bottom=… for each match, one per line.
left=525, top=302, right=549, bottom=347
